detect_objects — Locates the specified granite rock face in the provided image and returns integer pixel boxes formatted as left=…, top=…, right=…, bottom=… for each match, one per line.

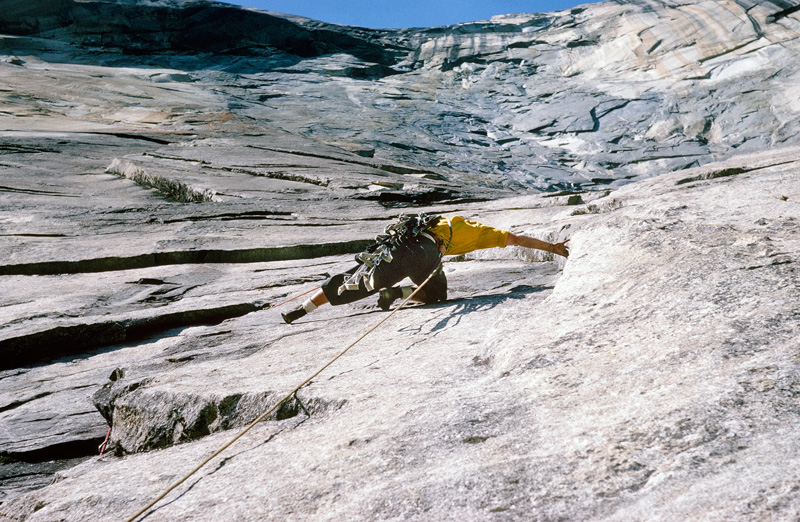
left=1, top=0, right=799, bottom=520
left=2, top=0, right=800, bottom=191
left=1, top=149, right=798, bottom=522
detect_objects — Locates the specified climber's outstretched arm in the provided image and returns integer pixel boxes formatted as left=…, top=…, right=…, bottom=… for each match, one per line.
left=506, top=233, right=570, bottom=258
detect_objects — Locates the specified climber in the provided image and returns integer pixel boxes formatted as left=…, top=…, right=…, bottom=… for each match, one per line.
left=281, top=214, right=570, bottom=324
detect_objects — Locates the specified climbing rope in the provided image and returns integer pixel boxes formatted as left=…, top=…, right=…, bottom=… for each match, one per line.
left=98, top=427, right=112, bottom=456
left=96, top=286, right=319, bottom=457
left=124, top=259, right=443, bottom=522
left=268, top=285, right=321, bottom=309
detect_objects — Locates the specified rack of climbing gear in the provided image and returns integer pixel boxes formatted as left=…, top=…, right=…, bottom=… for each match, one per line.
left=339, top=213, right=443, bottom=294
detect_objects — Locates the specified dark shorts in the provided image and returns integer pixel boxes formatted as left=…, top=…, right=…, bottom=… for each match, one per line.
left=322, top=235, right=447, bottom=306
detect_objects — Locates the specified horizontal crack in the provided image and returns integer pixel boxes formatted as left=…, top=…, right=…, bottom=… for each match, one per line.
left=218, top=165, right=330, bottom=187
left=0, top=233, right=69, bottom=237
left=160, top=210, right=294, bottom=224
left=0, top=144, right=60, bottom=154
left=1, top=438, right=104, bottom=464
left=0, top=302, right=268, bottom=370
left=246, top=144, right=440, bottom=176
left=0, top=185, right=79, bottom=197
left=0, top=239, right=374, bottom=276
left=89, top=132, right=172, bottom=145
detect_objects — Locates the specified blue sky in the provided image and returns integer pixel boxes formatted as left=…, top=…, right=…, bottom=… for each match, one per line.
left=220, top=1, right=598, bottom=29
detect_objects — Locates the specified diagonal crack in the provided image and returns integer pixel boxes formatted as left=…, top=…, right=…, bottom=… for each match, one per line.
left=0, top=392, right=53, bottom=414
left=675, top=160, right=796, bottom=185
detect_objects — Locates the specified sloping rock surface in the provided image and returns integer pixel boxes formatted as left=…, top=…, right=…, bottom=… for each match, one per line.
left=0, top=0, right=799, bottom=520
left=2, top=148, right=798, bottom=522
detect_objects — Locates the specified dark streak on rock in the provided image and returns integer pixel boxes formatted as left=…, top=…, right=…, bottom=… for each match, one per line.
left=1, top=439, right=103, bottom=465
left=0, top=392, right=54, bottom=414
left=89, top=132, right=172, bottom=145
left=246, top=145, right=440, bottom=176
left=0, top=303, right=267, bottom=370
left=0, top=240, right=374, bottom=276
left=675, top=160, right=795, bottom=186
left=767, top=4, right=800, bottom=23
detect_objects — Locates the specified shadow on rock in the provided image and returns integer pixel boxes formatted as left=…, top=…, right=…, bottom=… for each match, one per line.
left=396, top=284, right=552, bottom=335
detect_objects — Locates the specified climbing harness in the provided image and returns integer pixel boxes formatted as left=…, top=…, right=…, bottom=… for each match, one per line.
left=123, top=254, right=444, bottom=522
left=338, top=213, right=448, bottom=294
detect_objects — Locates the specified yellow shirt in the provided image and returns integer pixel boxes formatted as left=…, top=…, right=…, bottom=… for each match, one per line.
left=428, top=216, right=509, bottom=256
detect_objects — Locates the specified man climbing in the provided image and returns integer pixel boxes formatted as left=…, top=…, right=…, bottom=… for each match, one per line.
left=281, top=214, right=570, bottom=324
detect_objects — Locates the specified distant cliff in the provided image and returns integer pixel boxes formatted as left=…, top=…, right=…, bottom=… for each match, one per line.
left=0, top=0, right=403, bottom=62
left=2, top=0, right=800, bottom=190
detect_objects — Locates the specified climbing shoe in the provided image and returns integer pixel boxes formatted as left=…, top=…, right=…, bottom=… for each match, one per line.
left=281, top=306, right=307, bottom=324
left=377, top=287, right=402, bottom=311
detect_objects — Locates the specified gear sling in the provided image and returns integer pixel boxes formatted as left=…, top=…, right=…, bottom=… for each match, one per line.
left=320, top=214, right=452, bottom=306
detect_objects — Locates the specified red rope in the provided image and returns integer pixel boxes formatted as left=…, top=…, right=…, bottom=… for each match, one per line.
left=268, top=286, right=321, bottom=309
left=98, top=427, right=112, bottom=456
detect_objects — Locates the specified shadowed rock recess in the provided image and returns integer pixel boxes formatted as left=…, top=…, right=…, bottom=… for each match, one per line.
left=1, top=0, right=799, bottom=520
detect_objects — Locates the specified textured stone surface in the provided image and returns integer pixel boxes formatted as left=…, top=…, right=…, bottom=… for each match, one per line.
left=0, top=0, right=799, bottom=520
left=2, top=0, right=800, bottom=193
left=1, top=147, right=798, bottom=521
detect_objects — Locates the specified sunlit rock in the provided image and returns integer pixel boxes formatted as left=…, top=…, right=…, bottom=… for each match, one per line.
left=1, top=0, right=799, bottom=519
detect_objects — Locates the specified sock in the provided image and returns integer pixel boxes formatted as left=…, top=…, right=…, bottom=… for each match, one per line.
left=302, top=299, right=318, bottom=314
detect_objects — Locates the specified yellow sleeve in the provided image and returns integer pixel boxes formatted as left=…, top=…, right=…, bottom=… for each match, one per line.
left=429, top=216, right=509, bottom=256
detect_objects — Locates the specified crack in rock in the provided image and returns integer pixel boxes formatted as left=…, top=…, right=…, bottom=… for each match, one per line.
left=0, top=302, right=267, bottom=370
left=675, top=160, right=795, bottom=185
left=92, top=382, right=346, bottom=454
left=106, top=158, right=222, bottom=202
left=0, top=240, right=374, bottom=276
